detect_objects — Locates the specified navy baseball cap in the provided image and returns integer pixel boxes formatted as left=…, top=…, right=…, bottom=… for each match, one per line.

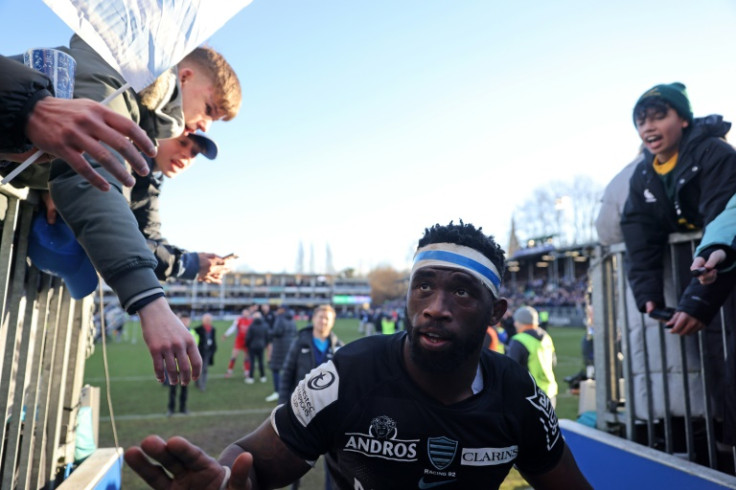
left=187, top=132, right=218, bottom=160
left=27, top=214, right=99, bottom=299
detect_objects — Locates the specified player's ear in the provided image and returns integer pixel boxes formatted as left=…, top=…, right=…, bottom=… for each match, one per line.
left=489, top=298, right=507, bottom=326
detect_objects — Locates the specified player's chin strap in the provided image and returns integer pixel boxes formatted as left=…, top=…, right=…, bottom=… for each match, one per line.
left=218, top=466, right=231, bottom=490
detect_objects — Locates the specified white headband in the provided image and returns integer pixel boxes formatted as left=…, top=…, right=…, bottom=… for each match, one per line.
left=411, top=243, right=501, bottom=297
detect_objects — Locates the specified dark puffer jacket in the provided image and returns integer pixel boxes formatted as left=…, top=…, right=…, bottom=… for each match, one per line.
left=129, top=158, right=200, bottom=281
left=621, top=115, right=736, bottom=323
left=278, top=326, right=343, bottom=405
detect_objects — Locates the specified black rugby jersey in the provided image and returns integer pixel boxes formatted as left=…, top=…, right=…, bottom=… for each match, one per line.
left=272, top=331, right=564, bottom=489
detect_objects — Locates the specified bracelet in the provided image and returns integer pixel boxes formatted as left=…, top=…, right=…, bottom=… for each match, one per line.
left=218, top=466, right=231, bottom=490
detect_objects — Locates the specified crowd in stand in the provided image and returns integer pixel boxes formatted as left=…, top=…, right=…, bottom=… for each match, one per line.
left=500, top=277, right=588, bottom=309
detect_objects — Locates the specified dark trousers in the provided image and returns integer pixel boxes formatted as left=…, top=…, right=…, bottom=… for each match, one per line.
left=248, top=348, right=265, bottom=378
left=197, top=350, right=213, bottom=390
left=168, top=384, right=188, bottom=413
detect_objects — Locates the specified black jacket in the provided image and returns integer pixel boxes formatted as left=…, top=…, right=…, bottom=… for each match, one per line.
left=245, top=318, right=270, bottom=351
left=130, top=159, right=199, bottom=281
left=278, top=327, right=343, bottom=405
left=194, top=324, right=217, bottom=365
left=621, top=115, right=736, bottom=323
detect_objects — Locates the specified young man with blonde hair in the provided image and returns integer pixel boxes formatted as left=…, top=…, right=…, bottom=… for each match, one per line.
left=48, top=35, right=241, bottom=387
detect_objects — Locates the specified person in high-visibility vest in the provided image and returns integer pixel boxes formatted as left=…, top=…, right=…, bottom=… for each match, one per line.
left=381, top=316, right=396, bottom=335
left=538, top=309, right=550, bottom=330
left=507, top=306, right=558, bottom=406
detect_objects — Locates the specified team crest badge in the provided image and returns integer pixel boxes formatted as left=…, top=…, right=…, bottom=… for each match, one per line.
left=427, top=436, right=458, bottom=470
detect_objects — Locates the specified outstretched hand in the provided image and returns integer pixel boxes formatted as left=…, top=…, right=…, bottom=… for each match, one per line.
left=124, top=435, right=255, bottom=489
left=138, top=297, right=202, bottom=385
left=24, top=96, right=156, bottom=191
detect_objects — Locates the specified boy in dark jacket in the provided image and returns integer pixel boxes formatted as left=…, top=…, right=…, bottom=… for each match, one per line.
left=130, top=131, right=234, bottom=283
left=620, top=82, right=736, bottom=449
left=621, top=82, right=736, bottom=333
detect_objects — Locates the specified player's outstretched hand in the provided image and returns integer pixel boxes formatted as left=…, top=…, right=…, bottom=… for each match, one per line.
left=138, top=297, right=202, bottom=385
left=125, top=435, right=254, bottom=489
left=25, top=97, right=156, bottom=191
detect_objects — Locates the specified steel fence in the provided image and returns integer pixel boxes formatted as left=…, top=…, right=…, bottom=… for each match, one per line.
left=591, top=231, right=735, bottom=474
left=0, top=185, right=95, bottom=489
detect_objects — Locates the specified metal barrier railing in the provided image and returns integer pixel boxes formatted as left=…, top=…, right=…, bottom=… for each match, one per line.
left=591, top=231, right=735, bottom=474
left=0, top=185, right=94, bottom=490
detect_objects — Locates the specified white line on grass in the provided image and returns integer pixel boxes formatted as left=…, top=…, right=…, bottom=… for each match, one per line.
left=87, top=373, right=239, bottom=383
left=101, top=407, right=273, bottom=421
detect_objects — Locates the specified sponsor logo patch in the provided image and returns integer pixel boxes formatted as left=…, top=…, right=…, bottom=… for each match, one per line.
left=291, top=361, right=339, bottom=427
left=343, top=416, right=419, bottom=462
left=461, top=445, right=518, bottom=466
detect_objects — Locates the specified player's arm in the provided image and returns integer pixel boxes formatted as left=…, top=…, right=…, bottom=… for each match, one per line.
left=521, top=445, right=591, bottom=490
left=219, top=418, right=311, bottom=489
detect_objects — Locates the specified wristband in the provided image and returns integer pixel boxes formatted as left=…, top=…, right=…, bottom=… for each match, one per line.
left=218, top=466, right=231, bottom=490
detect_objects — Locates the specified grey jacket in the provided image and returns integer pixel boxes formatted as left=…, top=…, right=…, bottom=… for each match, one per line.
left=595, top=154, right=643, bottom=246
left=48, top=35, right=184, bottom=311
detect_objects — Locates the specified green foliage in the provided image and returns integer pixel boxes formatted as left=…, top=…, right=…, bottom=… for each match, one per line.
left=86, top=320, right=585, bottom=489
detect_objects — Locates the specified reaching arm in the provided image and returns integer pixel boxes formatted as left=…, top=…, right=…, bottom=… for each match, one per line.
left=125, top=434, right=255, bottom=490
left=124, top=418, right=310, bottom=490
left=0, top=55, right=153, bottom=191
left=138, top=297, right=202, bottom=385
left=223, top=320, right=238, bottom=338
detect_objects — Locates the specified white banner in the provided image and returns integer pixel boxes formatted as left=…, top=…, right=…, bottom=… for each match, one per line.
left=43, top=0, right=253, bottom=91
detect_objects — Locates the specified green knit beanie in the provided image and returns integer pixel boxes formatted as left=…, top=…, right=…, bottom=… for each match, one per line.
left=632, top=82, right=693, bottom=125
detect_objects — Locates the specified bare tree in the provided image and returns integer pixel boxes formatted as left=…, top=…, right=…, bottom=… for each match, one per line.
left=568, top=175, right=603, bottom=244
left=514, top=184, right=562, bottom=245
left=367, top=266, right=408, bottom=305
left=514, top=176, right=603, bottom=246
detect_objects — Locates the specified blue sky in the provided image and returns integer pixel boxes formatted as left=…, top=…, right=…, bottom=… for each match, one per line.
left=3, top=0, right=736, bottom=274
